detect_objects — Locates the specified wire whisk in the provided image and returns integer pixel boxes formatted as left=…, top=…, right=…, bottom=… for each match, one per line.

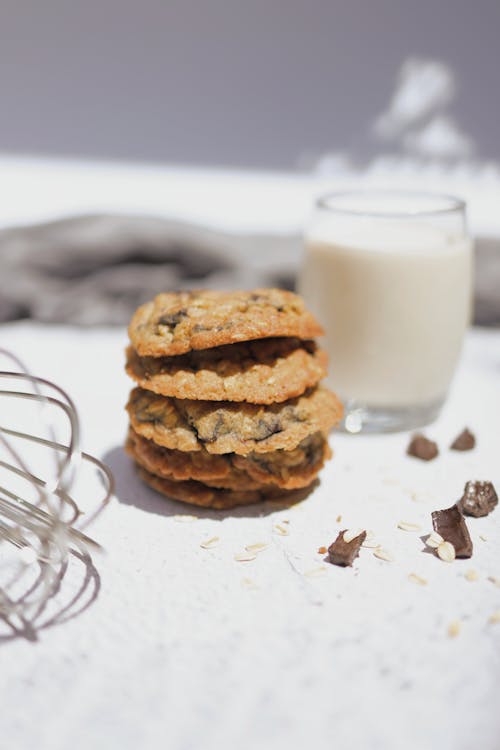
left=0, top=348, right=113, bottom=633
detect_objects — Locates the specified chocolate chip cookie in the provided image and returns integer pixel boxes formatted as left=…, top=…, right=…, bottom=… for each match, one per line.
left=125, top=337, right=327, bottom=404
left=136, top=465, right=289, bottom=509
left=126, top=427, right=263, bottom=491
left=126, top=426, right=330, bottom=490
left=129, top=289, right=324, bottom=357
left=127, top=386, right=342, bottom=455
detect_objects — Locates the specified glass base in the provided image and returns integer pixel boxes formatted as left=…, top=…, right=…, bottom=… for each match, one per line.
left=339, top=398, right=444, bottom=434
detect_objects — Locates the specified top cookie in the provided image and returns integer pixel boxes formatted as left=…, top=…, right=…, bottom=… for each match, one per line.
left=129, top=289, right=324, bottom=357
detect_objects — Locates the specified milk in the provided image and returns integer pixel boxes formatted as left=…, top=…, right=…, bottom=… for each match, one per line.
left=299, top=219, right=473, bottom=409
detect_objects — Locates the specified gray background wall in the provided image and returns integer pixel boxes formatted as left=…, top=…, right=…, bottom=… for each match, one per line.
left=0, top=0, right=498, bottom=169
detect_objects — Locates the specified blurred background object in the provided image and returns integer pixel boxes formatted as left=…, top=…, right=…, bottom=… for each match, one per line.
left=0, top=0, right=499, bottom=324
left=1, top=0, right=498, bottom=167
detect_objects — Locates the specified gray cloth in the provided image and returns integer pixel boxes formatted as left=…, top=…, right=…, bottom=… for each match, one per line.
left=473, top=237, right=500, bottom=326
left=0, top=213, right=498, bottom=325
left=0, top=214, right=297, bottom=325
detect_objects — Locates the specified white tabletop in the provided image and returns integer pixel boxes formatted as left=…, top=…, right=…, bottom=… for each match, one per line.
left=1, top=321, right=499, bottom=750
left=0, top=155, right=499, bottom=749
left=2, top=154, right=500, bottom=237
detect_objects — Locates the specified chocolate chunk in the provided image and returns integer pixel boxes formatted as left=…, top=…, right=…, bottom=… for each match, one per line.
left=407, top=434, right=439, bottom=461
left=431, top=505, right=473, bottom=558
left=254, top=416, right=283, bottom=441
left=457, top=481, right=498, bottom=518
left=327, top=529, right=366, bottom=567
left=157, top=309, right=187, bottom=329
left=450, top=428, right=476, bottom=451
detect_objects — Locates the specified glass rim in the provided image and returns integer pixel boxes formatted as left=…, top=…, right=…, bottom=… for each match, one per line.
left=316, top=189, right=466, bottom=219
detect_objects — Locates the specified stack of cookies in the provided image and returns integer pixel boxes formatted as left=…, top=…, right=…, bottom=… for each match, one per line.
left=124, top=289, right=343, bottom=509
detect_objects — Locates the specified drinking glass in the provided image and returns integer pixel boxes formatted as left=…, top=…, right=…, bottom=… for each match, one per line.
left=298, top=190, right=473, bottom=433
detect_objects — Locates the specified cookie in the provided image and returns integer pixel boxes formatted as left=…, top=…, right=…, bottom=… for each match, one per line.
left=128, top=289, right=324, bottom=357
left=126, top=428, right=263, bottom=491
left=125, top=337, right=328, bottom=404
left=232, top=431, right=331, bottom=489
left=127, top=386, right=342, bottom=455
left=126, top=426, right=331, bottom=490
left=135, top=465, right=288, bottom=509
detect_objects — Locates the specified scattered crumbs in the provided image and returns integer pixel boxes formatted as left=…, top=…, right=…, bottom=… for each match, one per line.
left=200, top=536, right=220, bottom=550
left=426, top=531, right=444, bottom=549
left=437, top=541, right=456, bottom=563
left=408, top=488, right=435, bottom=504
left=317, top=546, right=327, bottom=555
left=303, top=567, right=327, bottom=578
left=408, top=573, right=427, bottom=586
left=373, top=548, right=394, bottom=562
left=362, top=538, right=379, bottom=549
left=273, top=523, right=289, bottom=536
left=480, top=534, right=488, bottom=542
left=488, top=611, right=500, bottom=625
left=362, top=530, right=378, bottom=548
left=336, top=515, right=342, bottom=524
left=397, top=521, right=422, bottom=532
left=241, top=577, right=258, bottom=590
left=281, top=519, right=290, bottom=525
left=464, top=569, right=479, bottom=582
left=488, top=576, right=500, bottom=588
left=245, top=542, right=269, bottom=554
left=448, top=620, right=462, bottom=638
left=173, top=514, right=198, bottom=523
left=343, top=528, right=364, bottom=544
left=234, top=551, right=257, bottom=562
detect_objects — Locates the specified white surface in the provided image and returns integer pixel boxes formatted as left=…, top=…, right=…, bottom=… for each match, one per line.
left=1, top=154, right=500, bottom=237
left=0, top=322, right=499, bottom=750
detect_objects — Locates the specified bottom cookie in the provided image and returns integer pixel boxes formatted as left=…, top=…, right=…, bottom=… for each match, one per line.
left=126, top=426, right=331, bottom=491
left=135, top=465, right=290, bottom=509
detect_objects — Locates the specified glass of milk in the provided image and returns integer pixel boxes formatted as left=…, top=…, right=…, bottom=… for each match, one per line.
left=298, top=190, right=473, bottom=433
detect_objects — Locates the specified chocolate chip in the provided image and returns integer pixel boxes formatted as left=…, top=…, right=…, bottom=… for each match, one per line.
left=157, top=309, right=187, bottom=329
left=135, top=408, right=157, bottom=424
left=457, top=481, right=498, bottom=518
left=450, top=428, right=476, bottom=451
left=327, top=529, right=366, bottom=567
left=304, top=438, right=322, bottom=466
left=407, top=434, right=438, bottom=461
left=253, top=416, right=283, bottom=441
left=431, top=505, right=473, bottom=558
left=190, top=412, right=225, bottom=443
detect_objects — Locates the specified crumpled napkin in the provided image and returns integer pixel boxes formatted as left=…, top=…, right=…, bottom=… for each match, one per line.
left=0, top=214, right=297, bottom=325
left=0, top=213, right=498, bottom=325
